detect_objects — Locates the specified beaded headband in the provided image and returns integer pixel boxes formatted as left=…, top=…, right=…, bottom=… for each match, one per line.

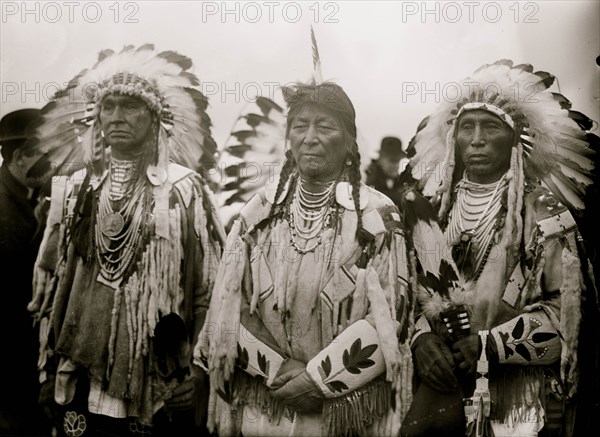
left=455, top=102, right=515, bottom=130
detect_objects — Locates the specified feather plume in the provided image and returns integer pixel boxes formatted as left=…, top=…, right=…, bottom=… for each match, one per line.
left=311, top=26, right=323, bottom=83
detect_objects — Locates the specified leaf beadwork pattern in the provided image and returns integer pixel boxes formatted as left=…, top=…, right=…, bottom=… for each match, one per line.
left=342, top=338, right=378, bottom=374
left=319, top=338, right=379, bottom=393
left=498, top=316, right=559, bottom=363
left=532, top=332, right=557, bottom=343
left=515, top=343, right=532, bottom=361
left=257, top=350, right=270, bottom=377
left=317, top=355, right=332, bottom=380
left=511, top=317, right=524, bottom=339
left=236, top=343, right=249, bottom=370
left=325, top=380, right=349, bottom=393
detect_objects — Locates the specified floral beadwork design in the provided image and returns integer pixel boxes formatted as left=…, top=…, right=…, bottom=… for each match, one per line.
left=64, top=411, right=87, bottom=437
left=236, top=343, right=270, bottom=378
left=257, top=350, right=270, bottom=376
left=497, top=316, right=557, bottom=362
left=236, top=343, right=249, bottom=370
left=317, top=338, right=378, bottom=393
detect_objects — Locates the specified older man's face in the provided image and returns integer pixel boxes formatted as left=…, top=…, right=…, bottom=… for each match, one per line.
left=99, top=94, right=154, bottom=157
left=456, top=109, right=513, bottom=184
left=288, top=103, right=348, bottom=182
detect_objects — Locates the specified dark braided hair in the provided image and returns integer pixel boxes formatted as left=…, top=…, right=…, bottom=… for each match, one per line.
left=270, top=82, right=367, bottom=242
left=268, top=148, right=297, bottom=219
left=346, top=139, right=366, bottom=242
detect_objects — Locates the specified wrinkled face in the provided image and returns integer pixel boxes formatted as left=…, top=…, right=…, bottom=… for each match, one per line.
left=378, top=155, right=401, bottom=178
left=99, top=94, right=154, bottom=156
left=456, top=109, right=514, bottom=184
left=288, top=103, right=348, bottom=182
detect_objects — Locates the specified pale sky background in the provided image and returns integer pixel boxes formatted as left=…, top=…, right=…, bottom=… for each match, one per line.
left=1, top=0, right=599, bottom=161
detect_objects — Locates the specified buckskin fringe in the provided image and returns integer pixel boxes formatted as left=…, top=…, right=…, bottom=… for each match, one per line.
left=207, top=371, right=291, bottom=436
left=491, top=366, right=545, bottom=423
left=105, top=207, right=184, bottom=397
left=233, top=371, right=289, bottom=423
left=323, top=378, right=391, bottom=436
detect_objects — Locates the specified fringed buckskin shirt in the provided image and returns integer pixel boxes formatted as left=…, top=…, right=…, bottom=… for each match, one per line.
left=414, top=184, right=590, bottom=432
left=195, top=174, right=416, bottom=437
left=32, top=163, right=224, bottom=426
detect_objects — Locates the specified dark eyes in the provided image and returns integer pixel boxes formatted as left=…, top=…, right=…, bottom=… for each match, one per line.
left=459, top=123, right=501, bottom=131
left=101, top=102, right=143, bottom=112
left=291, top=123, right=335, bottom=131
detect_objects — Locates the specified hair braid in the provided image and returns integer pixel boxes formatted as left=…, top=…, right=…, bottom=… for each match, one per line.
left=347, top=142, right=366, bottom=242
left=268, top=148, right=296, bottom=219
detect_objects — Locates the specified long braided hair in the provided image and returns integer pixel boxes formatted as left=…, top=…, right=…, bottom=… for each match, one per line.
left=268, top=84, right=366, bottom=241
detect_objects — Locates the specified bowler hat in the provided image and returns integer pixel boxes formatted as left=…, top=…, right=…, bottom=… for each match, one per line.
left=0, top=108, right=41, bottom=161
left=379, top=136, right=405, bottom=161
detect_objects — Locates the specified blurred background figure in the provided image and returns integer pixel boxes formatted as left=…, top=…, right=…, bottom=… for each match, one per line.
left=365, top=136, right=407, bottom=206
left=0, top=108, right=50, bottom=436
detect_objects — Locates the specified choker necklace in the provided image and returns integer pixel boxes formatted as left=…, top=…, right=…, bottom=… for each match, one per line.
left=455, top=174, right=506, bottom=239
left=108, top=158, right=138, bottom=202
left=288, top=177, right=337, bottom=254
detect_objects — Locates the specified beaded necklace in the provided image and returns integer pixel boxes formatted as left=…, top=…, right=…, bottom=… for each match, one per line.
left=446, top=173, right=507, bottom=279
left=95, top=159, right=148, bottom=282
left=288, top=177, right=337, bottom=254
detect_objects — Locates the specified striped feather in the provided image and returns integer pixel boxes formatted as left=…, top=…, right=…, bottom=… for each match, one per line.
left=215, top=96, right=286, bottom=226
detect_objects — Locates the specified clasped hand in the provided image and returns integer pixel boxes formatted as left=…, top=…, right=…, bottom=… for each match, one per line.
left=412, top=333, right=458, bottom=392
left=451, top=334, right=481, bottom=374
left=270, top=358, right=324, bottom=414
left=164, top=368, right=205, bottom=411
left=414, top=332, right=497, bottom=392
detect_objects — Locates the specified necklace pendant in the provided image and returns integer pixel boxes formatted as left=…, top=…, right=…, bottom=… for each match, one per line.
left=460, top=231, right=472, bottom=243
left=101, top=212, right=125, bottom=237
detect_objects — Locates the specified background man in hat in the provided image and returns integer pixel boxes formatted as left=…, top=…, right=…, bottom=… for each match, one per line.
left=0, top=108, right=50, bottom=435
left=365, top=136, right=407, bottom=207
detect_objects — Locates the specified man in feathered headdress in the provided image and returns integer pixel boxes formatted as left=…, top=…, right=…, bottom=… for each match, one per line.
left=20, top=45, right=225, bottom=436
left=402, top=60, right=597, bottom=436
